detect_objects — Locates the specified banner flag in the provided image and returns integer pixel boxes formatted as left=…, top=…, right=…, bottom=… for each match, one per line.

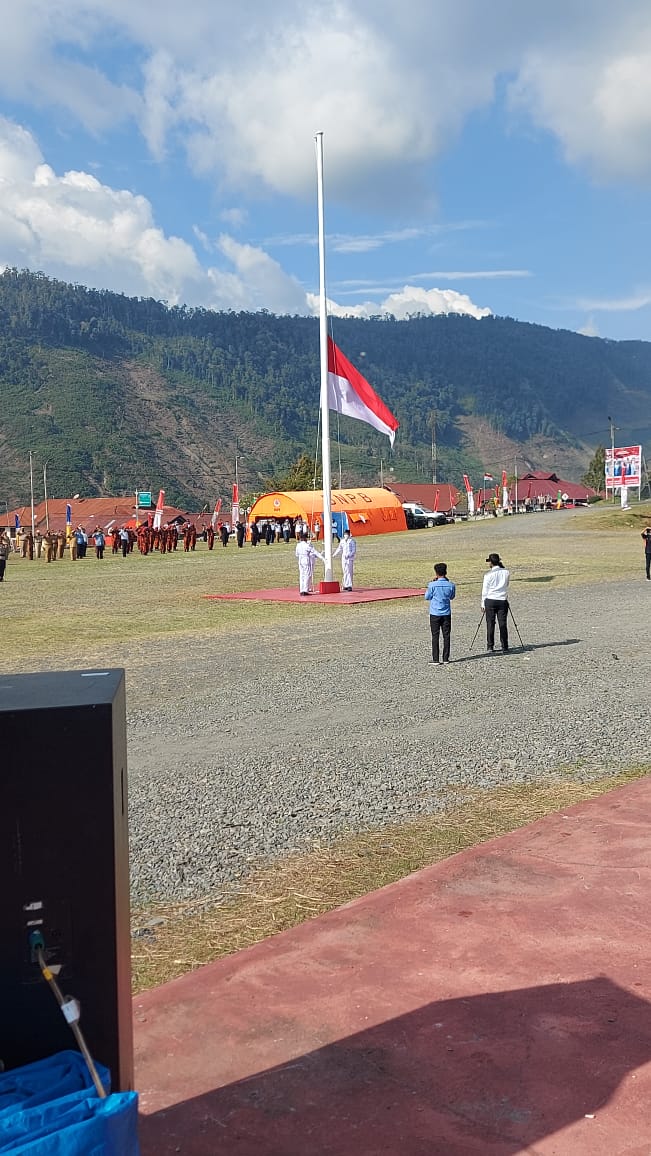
left=327, top=338, right=399, bottom=446
left=14, top=514, right=20, bottom=529
left=484, top=473, right=494, bottom=482
left=65, top=504, right=72, bottom=525
left=463, top=474, right=472, bottom=493
left=211, top=499, right=222, bottom=528
left=232, top=483, right=240, bottom=527
left=467, top=490, right=475, bottom=516
left=433, top=489, right=440, bottom=512
left=153, top=489, right=165, bottom=530
left=501, top=470, right=509, bottom=510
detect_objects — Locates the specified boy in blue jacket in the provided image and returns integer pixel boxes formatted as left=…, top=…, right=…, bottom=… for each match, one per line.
left=424, top=562, right=456, bottom=664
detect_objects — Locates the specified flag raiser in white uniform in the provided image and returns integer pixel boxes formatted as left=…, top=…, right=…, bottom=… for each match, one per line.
left=327, top=338, right=399, bottom=447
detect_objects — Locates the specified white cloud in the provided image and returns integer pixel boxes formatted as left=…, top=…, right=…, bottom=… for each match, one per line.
left=307, top=285, right=491, bottom=321
left=0, top=116, right=305, bottom=311
left=578, top=318, right=600, bottom=337
left=577, top=290, right=651, bottom=312
left=2, top=2, right=651, bottom=195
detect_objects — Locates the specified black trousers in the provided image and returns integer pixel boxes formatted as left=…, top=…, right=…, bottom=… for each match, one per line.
left=646, top=552, right=651, bottom=578
left=485, top=599, right=509, bottom=650
left=429, top=614, right=451, bottom=662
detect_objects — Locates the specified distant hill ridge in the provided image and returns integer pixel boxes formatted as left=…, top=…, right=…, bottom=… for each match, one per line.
left=0, top=268, right=649, bottom=507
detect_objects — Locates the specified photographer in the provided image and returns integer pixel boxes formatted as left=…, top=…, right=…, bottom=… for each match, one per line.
left=482, top=553, right=510, bottom=654
left=424, top=562, right=456, bottom=664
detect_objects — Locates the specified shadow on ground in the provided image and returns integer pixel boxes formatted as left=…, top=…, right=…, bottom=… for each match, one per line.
left=455, top=639, right=581, bottom=663
left=138, top=976, right=651, bottom=1155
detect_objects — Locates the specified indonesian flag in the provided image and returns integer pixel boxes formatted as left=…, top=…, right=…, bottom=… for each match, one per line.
left=232, top=483, right=240, bottom=527
left=433, top=489, right=440, bottom=512
left=327, top=338, right=399, bottom=447
left=484, top=473, right=494, bottom=483
left=211, top=499, right=222, bottom=528
left=501, top=471, right=509, bottom=511
left=463, top=474, right=472, bottom=493
left=153, top=489, right=165, bottom=530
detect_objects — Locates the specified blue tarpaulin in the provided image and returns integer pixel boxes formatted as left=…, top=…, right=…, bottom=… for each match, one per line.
left=0, top=1052, right=139, bottom=1155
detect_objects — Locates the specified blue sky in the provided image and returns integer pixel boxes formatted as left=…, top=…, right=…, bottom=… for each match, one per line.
left=1, top=0, right=650, bottom=339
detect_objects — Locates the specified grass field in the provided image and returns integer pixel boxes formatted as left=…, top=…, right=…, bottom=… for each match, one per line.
left=1, top=503, right=649, bottom=665
left=2, top=504, right=650, bottom=992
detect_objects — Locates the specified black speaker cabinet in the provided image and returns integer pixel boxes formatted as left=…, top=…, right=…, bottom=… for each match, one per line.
left=0, top=668, right=133, bottom=1091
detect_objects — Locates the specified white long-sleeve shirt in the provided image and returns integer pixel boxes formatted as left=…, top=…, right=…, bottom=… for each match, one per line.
left=481, top=567, right=510, bottom=607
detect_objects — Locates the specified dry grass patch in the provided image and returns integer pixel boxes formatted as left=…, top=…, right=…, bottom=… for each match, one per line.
left=131, top=767, right=647, bottom=993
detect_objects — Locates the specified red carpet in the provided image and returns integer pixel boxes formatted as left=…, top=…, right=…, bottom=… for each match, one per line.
left=135, top=778, right=651, bottom=1154
left=204, top=586, right=423, bottom=604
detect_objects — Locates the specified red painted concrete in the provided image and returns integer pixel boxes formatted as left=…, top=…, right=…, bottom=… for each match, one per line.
left=134, top=778, right=651, bottom=1154
left=204, top=586, right=423, bottom=604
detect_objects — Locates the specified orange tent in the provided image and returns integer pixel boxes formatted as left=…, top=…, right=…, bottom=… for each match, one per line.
left=248, top=488, right=407, bottom=537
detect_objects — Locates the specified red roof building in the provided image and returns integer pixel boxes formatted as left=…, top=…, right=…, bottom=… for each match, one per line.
left=3, top=498, right=190, bottom=533
left=384, top=482, right=459, bottom=513
left=513, top=471, right=597, bottom=503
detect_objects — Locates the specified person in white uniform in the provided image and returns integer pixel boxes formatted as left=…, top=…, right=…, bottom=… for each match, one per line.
left=295, top=533, right=324, bottom=595
left=333, top=529, right=357, bottom=591
left=481, top=552, right=510, bottom=653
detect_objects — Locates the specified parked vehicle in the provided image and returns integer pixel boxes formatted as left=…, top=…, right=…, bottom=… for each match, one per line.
left=402, top=503, right=448, bottom=529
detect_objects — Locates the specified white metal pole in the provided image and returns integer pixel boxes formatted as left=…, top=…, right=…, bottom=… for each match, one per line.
left=316, top=131, right=334, bottom=584
left=29, top=451, right=36, bottom=543
left=43, top=463, right=49, bottom=531
left=514, top=455, right=518, bottom=514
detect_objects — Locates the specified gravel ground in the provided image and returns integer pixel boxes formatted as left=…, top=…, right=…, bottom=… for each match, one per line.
left=126, top=562, right=651, bottom=906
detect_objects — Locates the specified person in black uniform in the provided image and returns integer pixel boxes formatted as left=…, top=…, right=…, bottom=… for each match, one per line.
left=641, top=527, right=651, bottom=579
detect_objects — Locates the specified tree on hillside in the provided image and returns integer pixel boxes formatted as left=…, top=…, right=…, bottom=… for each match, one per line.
left=274, top=452, right=321, bottom=491
left=581, top=445, right=606, bottom=491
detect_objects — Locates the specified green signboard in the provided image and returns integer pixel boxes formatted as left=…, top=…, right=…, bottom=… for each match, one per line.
left=137, top=491, right=152, bottom=507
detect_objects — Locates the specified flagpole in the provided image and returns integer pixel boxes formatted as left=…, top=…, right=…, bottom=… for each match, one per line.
left=316, top=130, right=335, bottom=584
left=29, top=450, right=36, bottom=544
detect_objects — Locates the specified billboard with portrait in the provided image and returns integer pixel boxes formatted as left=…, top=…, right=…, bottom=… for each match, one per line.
left=605, top=445, right=642, bottom=490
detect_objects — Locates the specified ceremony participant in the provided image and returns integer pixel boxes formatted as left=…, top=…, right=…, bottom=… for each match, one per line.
left=641, top=527, right=651, bottom=579
left=424, top=562, right=456, bottom=664
left=0, top=533, right=9, bottom=581
left=333, top=529, right=357, bottom=591
left=236, top=520, right=246, bottom=548
left=220, top=523, right=230, bottom=547
left=295, top=533, right=324, bottom=595
left=94, top=528, right=106, bottom=559
left=481, top=552, right=511, bottom=653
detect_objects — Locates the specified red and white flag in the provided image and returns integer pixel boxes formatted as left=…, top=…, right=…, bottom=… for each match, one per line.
left=463, top=474, right=472, bottom=493
left=153, top=489, right=165, bottom=530
left=231, top=483, right=239, bottom=527
left=433, top=489, right=440, bottom=512
left=327, top=338, right=399, bottom=447
left=501, top=471, right=509, bottom=511
left=211, top=499, right=222, bottom=528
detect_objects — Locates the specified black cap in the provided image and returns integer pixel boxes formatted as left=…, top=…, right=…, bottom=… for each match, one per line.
left=486, top=552, right=502, bottom=565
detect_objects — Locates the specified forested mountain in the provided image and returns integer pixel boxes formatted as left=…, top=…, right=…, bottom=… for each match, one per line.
left=1, top=268, right=650, bottom=507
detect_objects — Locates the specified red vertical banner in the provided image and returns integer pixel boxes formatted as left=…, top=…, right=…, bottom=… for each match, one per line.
left=211, top=499, right=222, bottom=528
left=433, top=489, right=440, bottom=511
left=231, top=483, right=240, bottom=527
